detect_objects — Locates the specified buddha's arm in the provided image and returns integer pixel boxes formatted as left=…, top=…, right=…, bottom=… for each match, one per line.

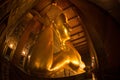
left=50, top=42, right=85, bottom=71
left=50, top=51, right=70, bottom=71
left=67, top=42, right=86, bottom=69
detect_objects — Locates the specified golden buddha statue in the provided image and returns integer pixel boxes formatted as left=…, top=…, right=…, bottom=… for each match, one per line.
left=26, top=5, right=86, bottom=77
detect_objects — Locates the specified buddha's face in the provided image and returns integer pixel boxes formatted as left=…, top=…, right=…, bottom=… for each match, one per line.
left=54, top=14, right=70, bottom=45
left=46, top=5, right=70, bottom=50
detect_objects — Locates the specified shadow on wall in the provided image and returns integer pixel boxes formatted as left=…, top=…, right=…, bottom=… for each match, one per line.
left=88, top=0, right=120, bottom=24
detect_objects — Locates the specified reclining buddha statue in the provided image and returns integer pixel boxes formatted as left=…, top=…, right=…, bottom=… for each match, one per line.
left=5, top=3, right=85, bottom=77
left=26, top=5, right=86, bottom=77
